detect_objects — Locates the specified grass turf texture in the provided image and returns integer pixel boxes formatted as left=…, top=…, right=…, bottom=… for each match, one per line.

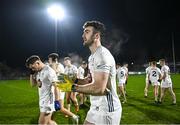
left=0, top=74, right=180, bottom=124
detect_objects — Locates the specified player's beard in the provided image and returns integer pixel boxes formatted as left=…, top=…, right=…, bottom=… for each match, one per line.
left=83, top=35, right=95, bottom=47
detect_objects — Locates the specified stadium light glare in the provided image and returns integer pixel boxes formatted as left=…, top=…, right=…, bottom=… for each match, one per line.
left=47, top=4, right=65, bottom=52
left=47, top=4, right=65, bottom=21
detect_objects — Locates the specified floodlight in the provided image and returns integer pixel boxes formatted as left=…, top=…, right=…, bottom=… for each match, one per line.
left=47, top=5, right=65, bottom=20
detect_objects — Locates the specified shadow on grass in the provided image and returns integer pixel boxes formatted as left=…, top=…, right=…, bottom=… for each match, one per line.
left=126, top=96, right=180, bottom=124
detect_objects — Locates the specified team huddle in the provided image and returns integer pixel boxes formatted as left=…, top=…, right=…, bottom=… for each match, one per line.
left=144, top=59, right=176, bottom=104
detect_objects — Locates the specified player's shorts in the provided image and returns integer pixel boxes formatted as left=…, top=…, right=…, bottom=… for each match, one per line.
left=150, top=80, right=160, bottom=86
left=39, top=100, right=55, bottom=114
left=85, top=106, right=122, bottom=125
left=118, top=79, right=126, bottom=86
left=59, top=91, right=65, bottom=100
left=161, top=79, right=172, bottom=88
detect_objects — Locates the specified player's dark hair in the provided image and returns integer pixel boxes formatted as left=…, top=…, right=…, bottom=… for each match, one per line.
left=159, top=59, right=165, bottom=62
left=25, top=55, right=40, bottom=68
left=48, top=53, right=59, bottom=62
left=64, top=57, right=71, bottom=61
left=152, top=61, right=157, bottom=65
left=83, top=20, right=106, bottom=41
left=81, top=61, right=87, bottom=65
left=116, top=62, right=123, bottom=66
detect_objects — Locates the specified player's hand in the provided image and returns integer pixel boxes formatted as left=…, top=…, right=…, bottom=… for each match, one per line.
left=54, top=100, right=61, bottom=111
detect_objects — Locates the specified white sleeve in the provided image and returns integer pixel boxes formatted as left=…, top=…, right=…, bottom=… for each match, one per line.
left=77, top=67, right=84, bottom=79
left=94, top=53, right=111, bottom=73
left=73, top=65, right=78, bottom=74
left=48, top=68, right=58, bottom=83
left=58, top=63, right=65, bottom=73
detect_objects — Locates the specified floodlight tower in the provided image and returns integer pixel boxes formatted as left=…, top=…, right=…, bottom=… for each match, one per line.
left=47, top=4, right=65, bottom=52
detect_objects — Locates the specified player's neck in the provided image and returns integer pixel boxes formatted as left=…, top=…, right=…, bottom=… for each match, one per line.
left=89, top=40, right=101, bottom=54
left=39, top=63, right=45, bottom=71
left=67, top=64, right=72, bottom=68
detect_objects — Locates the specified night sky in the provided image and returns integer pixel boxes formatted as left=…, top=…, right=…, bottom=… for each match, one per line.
left=0, top=0, right=179, bottom=69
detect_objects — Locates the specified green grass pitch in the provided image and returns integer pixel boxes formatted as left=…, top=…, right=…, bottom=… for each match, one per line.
left=0, top=74, right=180, bottom=124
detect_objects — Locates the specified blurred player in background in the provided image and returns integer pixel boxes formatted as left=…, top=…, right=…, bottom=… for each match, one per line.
left=64, top=57, right=79, bottom=113
left=48, top=53, right=79, bottom=123
left=123, top=63, right=128, bottom=95
left=77, top=61, right=88, bottom=108
left=148, top=61, right=162, bottom=103
left=116, top=63, right=127, bottom=103
left=159, top=59, right=176, bottom=104
left=26, top=55, right=58, bottom=125
left=144, top=61, right=152, bottom=97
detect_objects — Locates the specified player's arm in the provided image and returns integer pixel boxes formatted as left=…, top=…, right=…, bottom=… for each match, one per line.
left=29, top=72, right=37, bottom=87
left=125, top=72, right=128, bottom=81
left=52, top=83, right=60, bottom=100
left=158, top=70, right=163, bottom=82
left=50, top=63, right=59, bottom=74
left=75, top=72, right=92, bottom=85
left=48, top=68, right=60, bottom=100
left=74, top=71, right=109, bottom=96
left=161, top=69, right=167, bottom=80
left=52, top=82, right=61, bottom=111
left=148, top=72, right=150, bottom=81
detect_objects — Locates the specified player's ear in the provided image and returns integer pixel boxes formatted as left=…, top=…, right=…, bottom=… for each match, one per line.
left=94, top=32, right=100, bottom=39
left=36, top=61, right=40, bottom=65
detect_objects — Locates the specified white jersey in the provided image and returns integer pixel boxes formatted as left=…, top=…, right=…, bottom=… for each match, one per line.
left=117, top=67, right=126, bottom=85
left=161, top=65, right=172, bottom=88
left=64, top=64, right=78, bottom=78
left=57, top=63, right=65, bottom=74
left=123, top=66, right=128, bottom=75
left=88, top=46, right=121, bottom=112
left=145, top=66, right=151, bottom=81
left=36, top=65, right=57, bottom=112
left=148, top=67, right=161, bottom=84
left=48, top=62, right=64, bottom=75
left=77, top=66, right=85, bottom=79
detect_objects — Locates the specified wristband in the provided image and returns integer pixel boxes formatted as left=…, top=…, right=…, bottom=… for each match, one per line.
left=71, top=84, right=77, bottom=92
left=54, top=100, right=61, bottom=111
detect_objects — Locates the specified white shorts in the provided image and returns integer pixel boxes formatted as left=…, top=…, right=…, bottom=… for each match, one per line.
left=150, top=80, right=160, bottom=86
left=85, top=106, right=122, bottom=125
left=161, top=80, right=172, bottom=88
left=39, top=101, right=55, bottom=113
left=118, top=79, right=125, bottom=86
left=151, top=82, right=160, bottom=86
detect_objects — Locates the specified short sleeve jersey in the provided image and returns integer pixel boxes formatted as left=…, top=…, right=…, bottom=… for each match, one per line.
left=36, top=65, right=57, bottom=105
left=88, top=46, right=121, bottom=112
left=117, top=67, right=127, bottom=82
left=77, top=66, right=85, bottom=79
left=64, top=64, right=78, bottom=78
left=161, top=65, right=171, bottom=81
